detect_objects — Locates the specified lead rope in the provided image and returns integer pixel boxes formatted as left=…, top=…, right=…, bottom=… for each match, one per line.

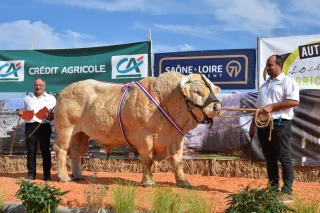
left=218, top=108, right=273, bottom=141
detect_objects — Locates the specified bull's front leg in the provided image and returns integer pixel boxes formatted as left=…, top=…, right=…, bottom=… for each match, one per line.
left=52, top=144, right=71, bottom=182
left=140, top=157, right=155, bottom=187
left=170, top=150, right=191, bottom=189
left=136, top=135, right=156, bottom=187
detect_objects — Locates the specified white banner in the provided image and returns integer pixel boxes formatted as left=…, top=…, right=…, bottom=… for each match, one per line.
left=258, top=34, right=320, bottom=89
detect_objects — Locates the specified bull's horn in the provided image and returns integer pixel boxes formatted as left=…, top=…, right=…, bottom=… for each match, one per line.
left=180, top=75, right=191, bottom=89
left=201, top=74, right=211, bottom=86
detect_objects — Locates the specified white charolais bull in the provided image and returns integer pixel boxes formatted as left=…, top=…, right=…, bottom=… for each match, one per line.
left=53, top=72, right=221, bottom=187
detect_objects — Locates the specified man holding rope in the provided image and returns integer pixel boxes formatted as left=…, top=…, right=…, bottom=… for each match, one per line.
left=249, top=55, right=299, bottom=203
left=18, top=78, right=56, bottom=181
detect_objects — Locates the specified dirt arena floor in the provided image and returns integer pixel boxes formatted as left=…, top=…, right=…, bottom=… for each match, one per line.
left=1, top=170, right=320, bottom=213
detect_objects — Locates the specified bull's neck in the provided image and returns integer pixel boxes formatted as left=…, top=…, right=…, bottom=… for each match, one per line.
left=155, top=84, right=198, bottom=134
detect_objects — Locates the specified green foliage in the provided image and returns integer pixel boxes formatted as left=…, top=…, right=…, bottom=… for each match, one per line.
left=112, top=184, right=137, bottom=213
left=294, top=196, right=319, bottom=213
left=15, top=179, right=69, bottom=213
left=225, top=185, right=295, bottom=213
left=83, top=172, right=109, bottom=211
left=184, top=191, right=213, bottom=213
left=152, top=188, right=186, bottom=213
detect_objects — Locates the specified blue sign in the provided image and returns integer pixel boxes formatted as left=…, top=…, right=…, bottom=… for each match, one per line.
left=154, top=49, right=256, bottom=89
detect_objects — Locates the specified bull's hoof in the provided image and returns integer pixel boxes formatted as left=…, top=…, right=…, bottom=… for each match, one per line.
left=139, top=181, right=156, bottom=188
left=59, top=176, right=72, bottom=183
left=176, top=181, right=192, bottom=189
left=73, top=177, right=85, bottom=182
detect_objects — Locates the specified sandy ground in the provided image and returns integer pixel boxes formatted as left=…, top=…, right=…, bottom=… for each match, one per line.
left=1, top=171, right=320, bottom=213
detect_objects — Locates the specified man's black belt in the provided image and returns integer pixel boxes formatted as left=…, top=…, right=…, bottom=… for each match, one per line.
left=273, top=119, right=290, bottom=122
left=26, top=122, right=50, bottom=125
left=273, top=118, right=291, bottom=126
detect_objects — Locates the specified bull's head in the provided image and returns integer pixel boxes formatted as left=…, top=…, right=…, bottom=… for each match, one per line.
left=180, top=74, right=221, bottom=127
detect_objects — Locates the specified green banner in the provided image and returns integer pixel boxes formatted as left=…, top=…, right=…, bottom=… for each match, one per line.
left=0, top=41, right=151, bottom=92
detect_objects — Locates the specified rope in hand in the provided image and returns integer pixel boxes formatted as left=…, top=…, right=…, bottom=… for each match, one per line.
left=253, top=109, right=273, bottom=141
left=218, top=108, right=274, bottom=141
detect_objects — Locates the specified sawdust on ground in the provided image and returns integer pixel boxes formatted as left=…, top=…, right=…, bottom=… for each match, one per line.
left=1, top=171, right=320, bottom=213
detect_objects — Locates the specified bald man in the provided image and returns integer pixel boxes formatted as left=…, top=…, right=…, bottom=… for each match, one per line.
left=18, top=78, right=56, bottom=181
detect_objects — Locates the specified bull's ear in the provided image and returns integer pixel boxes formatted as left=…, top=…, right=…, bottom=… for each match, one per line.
left=201, top=74, right=221, bottom=94
left=180, top=75, right=192, bottom=98
left=212, top=85, right=221, bottom=94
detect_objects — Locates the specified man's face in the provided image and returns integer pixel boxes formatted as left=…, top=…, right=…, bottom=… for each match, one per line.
left=34, top=79, right=45, bottom=96
left=266, top=56, right=281, bottom=78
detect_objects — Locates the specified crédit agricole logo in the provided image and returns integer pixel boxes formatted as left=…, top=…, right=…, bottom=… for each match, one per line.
left=111, top=54, right=148, bottom=79
left=0, top=60, right=25, bottom=81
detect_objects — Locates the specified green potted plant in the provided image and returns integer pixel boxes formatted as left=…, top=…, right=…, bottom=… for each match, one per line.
left=16, top=179, right=69, bottom=213
left=225, top=185, right=295, bottom=213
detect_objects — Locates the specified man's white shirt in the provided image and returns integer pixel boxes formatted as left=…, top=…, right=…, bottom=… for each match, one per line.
left=255, top=73, right=299, bottom=120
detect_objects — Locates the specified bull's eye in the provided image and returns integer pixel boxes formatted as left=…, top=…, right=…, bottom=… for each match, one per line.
left=193, top=90, right=199, bottom=96
left=194, top=88, right=204, bottom=96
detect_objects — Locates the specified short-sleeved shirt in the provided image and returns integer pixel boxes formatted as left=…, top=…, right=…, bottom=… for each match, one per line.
left=23, top=92, right=56, bottom=123
left=255, top=72, right=299, bottom=120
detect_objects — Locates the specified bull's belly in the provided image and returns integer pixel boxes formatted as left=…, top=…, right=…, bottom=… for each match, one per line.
left=79, top=124, right=125, bottom=146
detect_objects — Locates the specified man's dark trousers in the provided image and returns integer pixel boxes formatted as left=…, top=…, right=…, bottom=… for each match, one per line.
left=25, top=122, right=52, bottom=178
left=257, top=120, right=294, bottom=194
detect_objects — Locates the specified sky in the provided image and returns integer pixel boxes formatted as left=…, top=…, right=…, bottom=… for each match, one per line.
left=1, top=0, right=320, bottom=53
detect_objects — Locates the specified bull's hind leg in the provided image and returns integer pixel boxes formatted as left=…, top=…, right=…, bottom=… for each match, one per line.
left=170, top=149, right=191, bottom=189
left=52, top=143, right=71, bottom=182
left=70, top=132, right=90, bottom=181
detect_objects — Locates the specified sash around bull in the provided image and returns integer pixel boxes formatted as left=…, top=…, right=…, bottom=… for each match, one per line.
left=53, top=72, right=221, bottom=188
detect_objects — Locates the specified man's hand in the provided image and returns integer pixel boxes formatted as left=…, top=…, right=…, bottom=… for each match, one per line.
left=18, top=110, right=23, bottom=117
left=249, top=125, right=255, bottom=139
left=261, top=104, right=273, bottom=114
left=249, top=114, right=256, bottom=139
left=258, top=104, right=273, bottom=121
left=46, top=113, right=54, bottom=121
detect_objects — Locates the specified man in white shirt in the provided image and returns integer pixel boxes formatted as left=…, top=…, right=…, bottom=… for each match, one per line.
left=249, top=55, right=299, bottom=202
left=18, top=78, right=56, bottom=181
